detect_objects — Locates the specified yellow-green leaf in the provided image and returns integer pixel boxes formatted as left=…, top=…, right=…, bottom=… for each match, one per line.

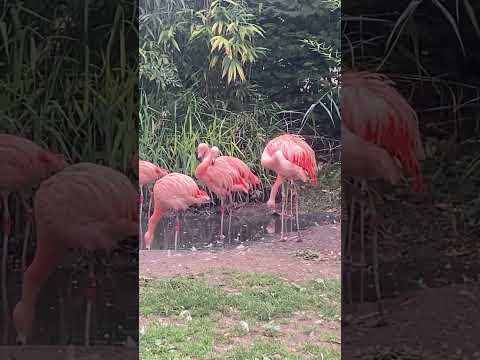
left=237, top=63, right=246, bottom=81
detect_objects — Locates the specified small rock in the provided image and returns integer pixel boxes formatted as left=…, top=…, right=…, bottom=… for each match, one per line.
left=179, top=310, right=192, bottom=321
left=238, top=320, right=249, bottom=333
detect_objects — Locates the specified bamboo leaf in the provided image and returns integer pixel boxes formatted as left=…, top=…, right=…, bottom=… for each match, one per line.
left=236, top=62, right=246, bottom=81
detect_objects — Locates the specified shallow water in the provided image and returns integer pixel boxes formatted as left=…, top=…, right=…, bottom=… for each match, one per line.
left=140, top=205, right=338, bottom=250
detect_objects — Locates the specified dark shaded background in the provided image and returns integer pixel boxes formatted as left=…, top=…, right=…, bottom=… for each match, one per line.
left=342, top=0, right=480, bottom=358
left=0, top=0, right=139, bottom=353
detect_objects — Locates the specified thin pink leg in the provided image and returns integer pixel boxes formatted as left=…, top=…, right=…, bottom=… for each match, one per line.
left=84, top=257, right=96, bottom=346
left=139, top=186, right=144, bottom=248
left=219, top=198, right=225, bottom=239
left=1, top=192, right=11, bottom=344
left=280, top=183, right=286, bottom=241
left=148, top=189, right=153, bottom=217
left=174, top=212, right=180, bottom=250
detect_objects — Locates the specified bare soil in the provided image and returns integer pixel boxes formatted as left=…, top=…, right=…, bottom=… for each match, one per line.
left=342, top=285, right=480, bottom=359
left=139, top=223, right=340, bottom=281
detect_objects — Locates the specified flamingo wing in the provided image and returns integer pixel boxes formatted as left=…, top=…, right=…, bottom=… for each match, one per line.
left=341, top=71, right=424, bottom=190
left=265, top=134, right=317, bottom=184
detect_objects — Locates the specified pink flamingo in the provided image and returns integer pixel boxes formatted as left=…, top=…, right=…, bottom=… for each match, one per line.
left=1, top=134, right=67, bottom=344
left=341, top=70, right=425, bottom=322
left=144, top=173, right=210, bottom=250
left=138, top=159, right=168, bottom=247
left=260, top=134, right=318, bottom=241
left=197, top=143, right=260, bottom=211
left=12, top=163, right=138, bottom=345
left=195, top=145, right=255, bottom=238
left=197, top=143, right=260, bottom=191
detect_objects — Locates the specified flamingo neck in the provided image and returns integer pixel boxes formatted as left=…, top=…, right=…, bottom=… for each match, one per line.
left=267, top=176, right=284, bottom=207
left=14, top=242, right=66, bottom=336
left=195, top=149, right=214, bottom=178
left=21, top=244, right=66, bottom=312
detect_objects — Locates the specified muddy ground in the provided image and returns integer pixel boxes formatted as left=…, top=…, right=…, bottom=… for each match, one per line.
left=139, top=223, right=340, bottom=281
left=342, top=144, right=480, bottom=360
left=342, top=284, right=480, bottom=359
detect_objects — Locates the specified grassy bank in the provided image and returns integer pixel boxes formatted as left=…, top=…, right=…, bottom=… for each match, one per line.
left=139, top=272, right=340, bottom=359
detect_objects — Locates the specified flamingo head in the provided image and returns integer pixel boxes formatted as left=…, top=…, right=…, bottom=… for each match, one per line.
left=144, top=231, right=152, bottom=250
left=266, top=198, right=276, bottom=210
left=13, top=300, right=33, bottom=345
left=197, top=143, right=210, bottom=160
left=209, top=146, right=222, bottom=164
left=38, top=151, right=69, bottom=176
left=155, top=166, right=168, bottom=178
left=196, top=189, right=210, bottom=203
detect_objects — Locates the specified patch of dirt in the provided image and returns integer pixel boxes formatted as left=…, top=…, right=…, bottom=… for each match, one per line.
left=139, top=224, right=340, bottom=282
left=342, top=284, right=480, bottom=359
left=276, top=313, right=340, bottom=352
left=212, top=314, right=339, bottom=357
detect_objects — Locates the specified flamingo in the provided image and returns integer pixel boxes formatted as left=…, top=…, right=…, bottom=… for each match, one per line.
left=138, top=159, right=168, bottom=248
left=12, top=163, right=138, bottom=345
left=197, top=143, right=260, bottom=235
left=1, top=134, right=67, bottom=344
left=340, top=70, right=425, bottom=323
left=260, top=134, right=318, bottom=241
left=144, top=173, right=210, bottom=250
left=195, top=146, right=254, bottom=239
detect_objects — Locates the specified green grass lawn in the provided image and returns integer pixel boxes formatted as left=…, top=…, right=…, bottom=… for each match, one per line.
left=139, top=272, right=340, bottom=359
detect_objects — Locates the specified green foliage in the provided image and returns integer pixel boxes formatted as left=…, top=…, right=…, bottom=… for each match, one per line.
left=246, top=0, right=340, bottom=111
left=190, top=0, right=267, bottom=85
left=139, top=0, right=341, bottom=183
left=0, top=1, right=137, bottom=170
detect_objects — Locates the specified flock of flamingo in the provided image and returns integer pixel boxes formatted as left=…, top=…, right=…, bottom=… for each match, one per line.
left=141, top=135, right=318, bottom=250
left=0, top=69, right=424, bottom=344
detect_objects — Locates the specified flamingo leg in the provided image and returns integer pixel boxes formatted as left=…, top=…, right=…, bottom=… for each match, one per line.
left=148, top=187, right=153, bottom=217
left=367, top=187, right=386, bottom=325
left=290, top=182, right=294, bottom=217
left=280, top=183, right=286, bottom=241
left=227, top=194, right=233, bottom=240
left=20, top=194, right=32, bottom=275
left=2, top=191, right=10, bottom=345
left=294, top=183, right=302, bottom=242
left=341, top=183, right=349, bottom=310
left=84, top=255, right=96, bottom=346
left=359, top=181, right=366, bottom=304
left=346, top=181, right=355, bottom=305
left=1, top=203, right=10, bottom=341
left=58, top=287, right=67, bottom=344
left=139, top=186, right=144, bottom=249
left=220, top=198, right=225, bottom=239
left=174, top=212, right=180, bottom=250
